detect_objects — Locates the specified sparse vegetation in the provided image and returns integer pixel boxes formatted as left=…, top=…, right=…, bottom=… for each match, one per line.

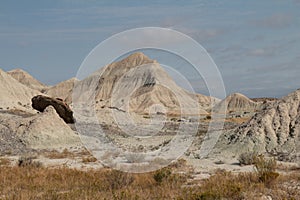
left=82, top=156, right=97, bottom=163
left=18, top=156, right=42, bottom=168
left=169, top=158, right=187, bottom=168
left=44, top=148, right=76, bottom=159
left=77, top=147, right=93, bottom=156
left=238, top=151, right=259, bottom=166
left=0, top=157, right=10, bottom=166
left=104, top=169, right=134, bottom=190
left=239, top=153, right=279, bottom=186
left=254, top=155, right=279, bottom=185
left=226, top=117, right=251, bottom=124
left=0, top=161, right=298, bottom=199
left=153, top=167, right=172, bottom=184
left=181, top=170, right=258, bottom=200
left=181, top=169, right=299, bottom=200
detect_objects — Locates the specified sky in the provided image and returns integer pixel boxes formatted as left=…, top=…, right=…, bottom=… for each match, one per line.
left=0, top=0, right=299, bottom=98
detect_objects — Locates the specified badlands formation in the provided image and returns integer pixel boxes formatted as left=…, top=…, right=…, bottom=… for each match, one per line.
left=218, top=89, right=300, bottom=162
left=0, top=68, right=40, bottom=111
left=0, top=52, right=299, bottom=171
left=71, top=52, right=213, bottom=116
left=45, top=77, right=78, bottom=104
left=213, top=93, right=262, bottom=113
left=7, top=68, right=47, bottom=92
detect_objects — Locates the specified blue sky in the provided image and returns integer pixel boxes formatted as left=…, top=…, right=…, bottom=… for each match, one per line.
left=0, top=0, right=299, bottom=97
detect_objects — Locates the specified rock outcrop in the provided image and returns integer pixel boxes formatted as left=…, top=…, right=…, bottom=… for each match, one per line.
left=0, top=106, right=80, bottom=151
left=32, top=95, right=75, bottom=123
left=19, top=106, right=80, bottom=149
left=0, top=68, right=40, bottom=111
left=220, top=89, right=300, bottom=161
left=251, top=97, right=277, bottom=103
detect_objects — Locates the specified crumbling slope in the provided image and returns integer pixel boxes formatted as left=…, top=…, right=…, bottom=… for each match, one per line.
left=219, top=89, right=300, bottom=161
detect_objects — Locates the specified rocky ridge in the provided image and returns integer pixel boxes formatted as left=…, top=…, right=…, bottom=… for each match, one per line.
left=219, top=89, right=300, bottom=162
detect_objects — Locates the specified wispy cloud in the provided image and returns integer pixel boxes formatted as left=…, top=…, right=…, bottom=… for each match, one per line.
left=251, top=13, right=293, bottom=28
left=179, top=27, right=226, bottom=42
left=0, top=0, right=299, bottom=98
left=247, top=48, right=274, bottom=57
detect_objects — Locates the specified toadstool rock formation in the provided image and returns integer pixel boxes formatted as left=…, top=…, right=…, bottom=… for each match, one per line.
left=32, top=95, right=75, bottom=123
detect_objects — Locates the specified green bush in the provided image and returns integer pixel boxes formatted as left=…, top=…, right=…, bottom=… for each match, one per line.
left=153, top=167, right=172, bottom=184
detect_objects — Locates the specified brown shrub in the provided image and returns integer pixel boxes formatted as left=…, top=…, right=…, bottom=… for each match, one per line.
left=18, top=156, right=42, bottom=168
left=104, top=169, right=134, bottom=190
left=254, top=155, right=279, bottom=186
left=238, top=151, right=259, bottom=166
left=44, top=148, right=75, bottom=159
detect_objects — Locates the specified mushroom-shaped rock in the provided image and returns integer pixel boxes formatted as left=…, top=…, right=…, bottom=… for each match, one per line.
left=31, top=95, right=75, bottom=123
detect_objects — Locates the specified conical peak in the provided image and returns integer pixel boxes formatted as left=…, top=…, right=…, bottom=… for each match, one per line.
left=108, top=52, right=156, bottom=70
left=8, top=68, right=27, bottom=73
left=122, top=52, right=153, bottom=64
left=229, top=93, right=249, bottom=99
left=7, top=68, right=37, bottom=79
left=7, top=68, right=33, bottom=77
left=224, top=93, right=257, bottom=105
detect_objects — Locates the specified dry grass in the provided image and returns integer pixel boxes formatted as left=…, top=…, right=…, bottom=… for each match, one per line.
left=44, top=148, right=94, bottom=162
left=82, top=156, right=97, bottom=163
left=44, top=148, right=76, bottom=159
left=18, top=156, right=42, bottom=168
left=0, top=157, right=10, bottom=166
left=0, top=165, right=186, bottom=200
left=181, top=170, right=300, bottom=200
left=226, top=117, right=251, bottom=124
left=0, top=160, right=299, bottom=199
left=181, top=170, right=262, bottom=200
left=238, top=151, right=259, bottom=165
left=254, top=155, right=279, bottom=186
